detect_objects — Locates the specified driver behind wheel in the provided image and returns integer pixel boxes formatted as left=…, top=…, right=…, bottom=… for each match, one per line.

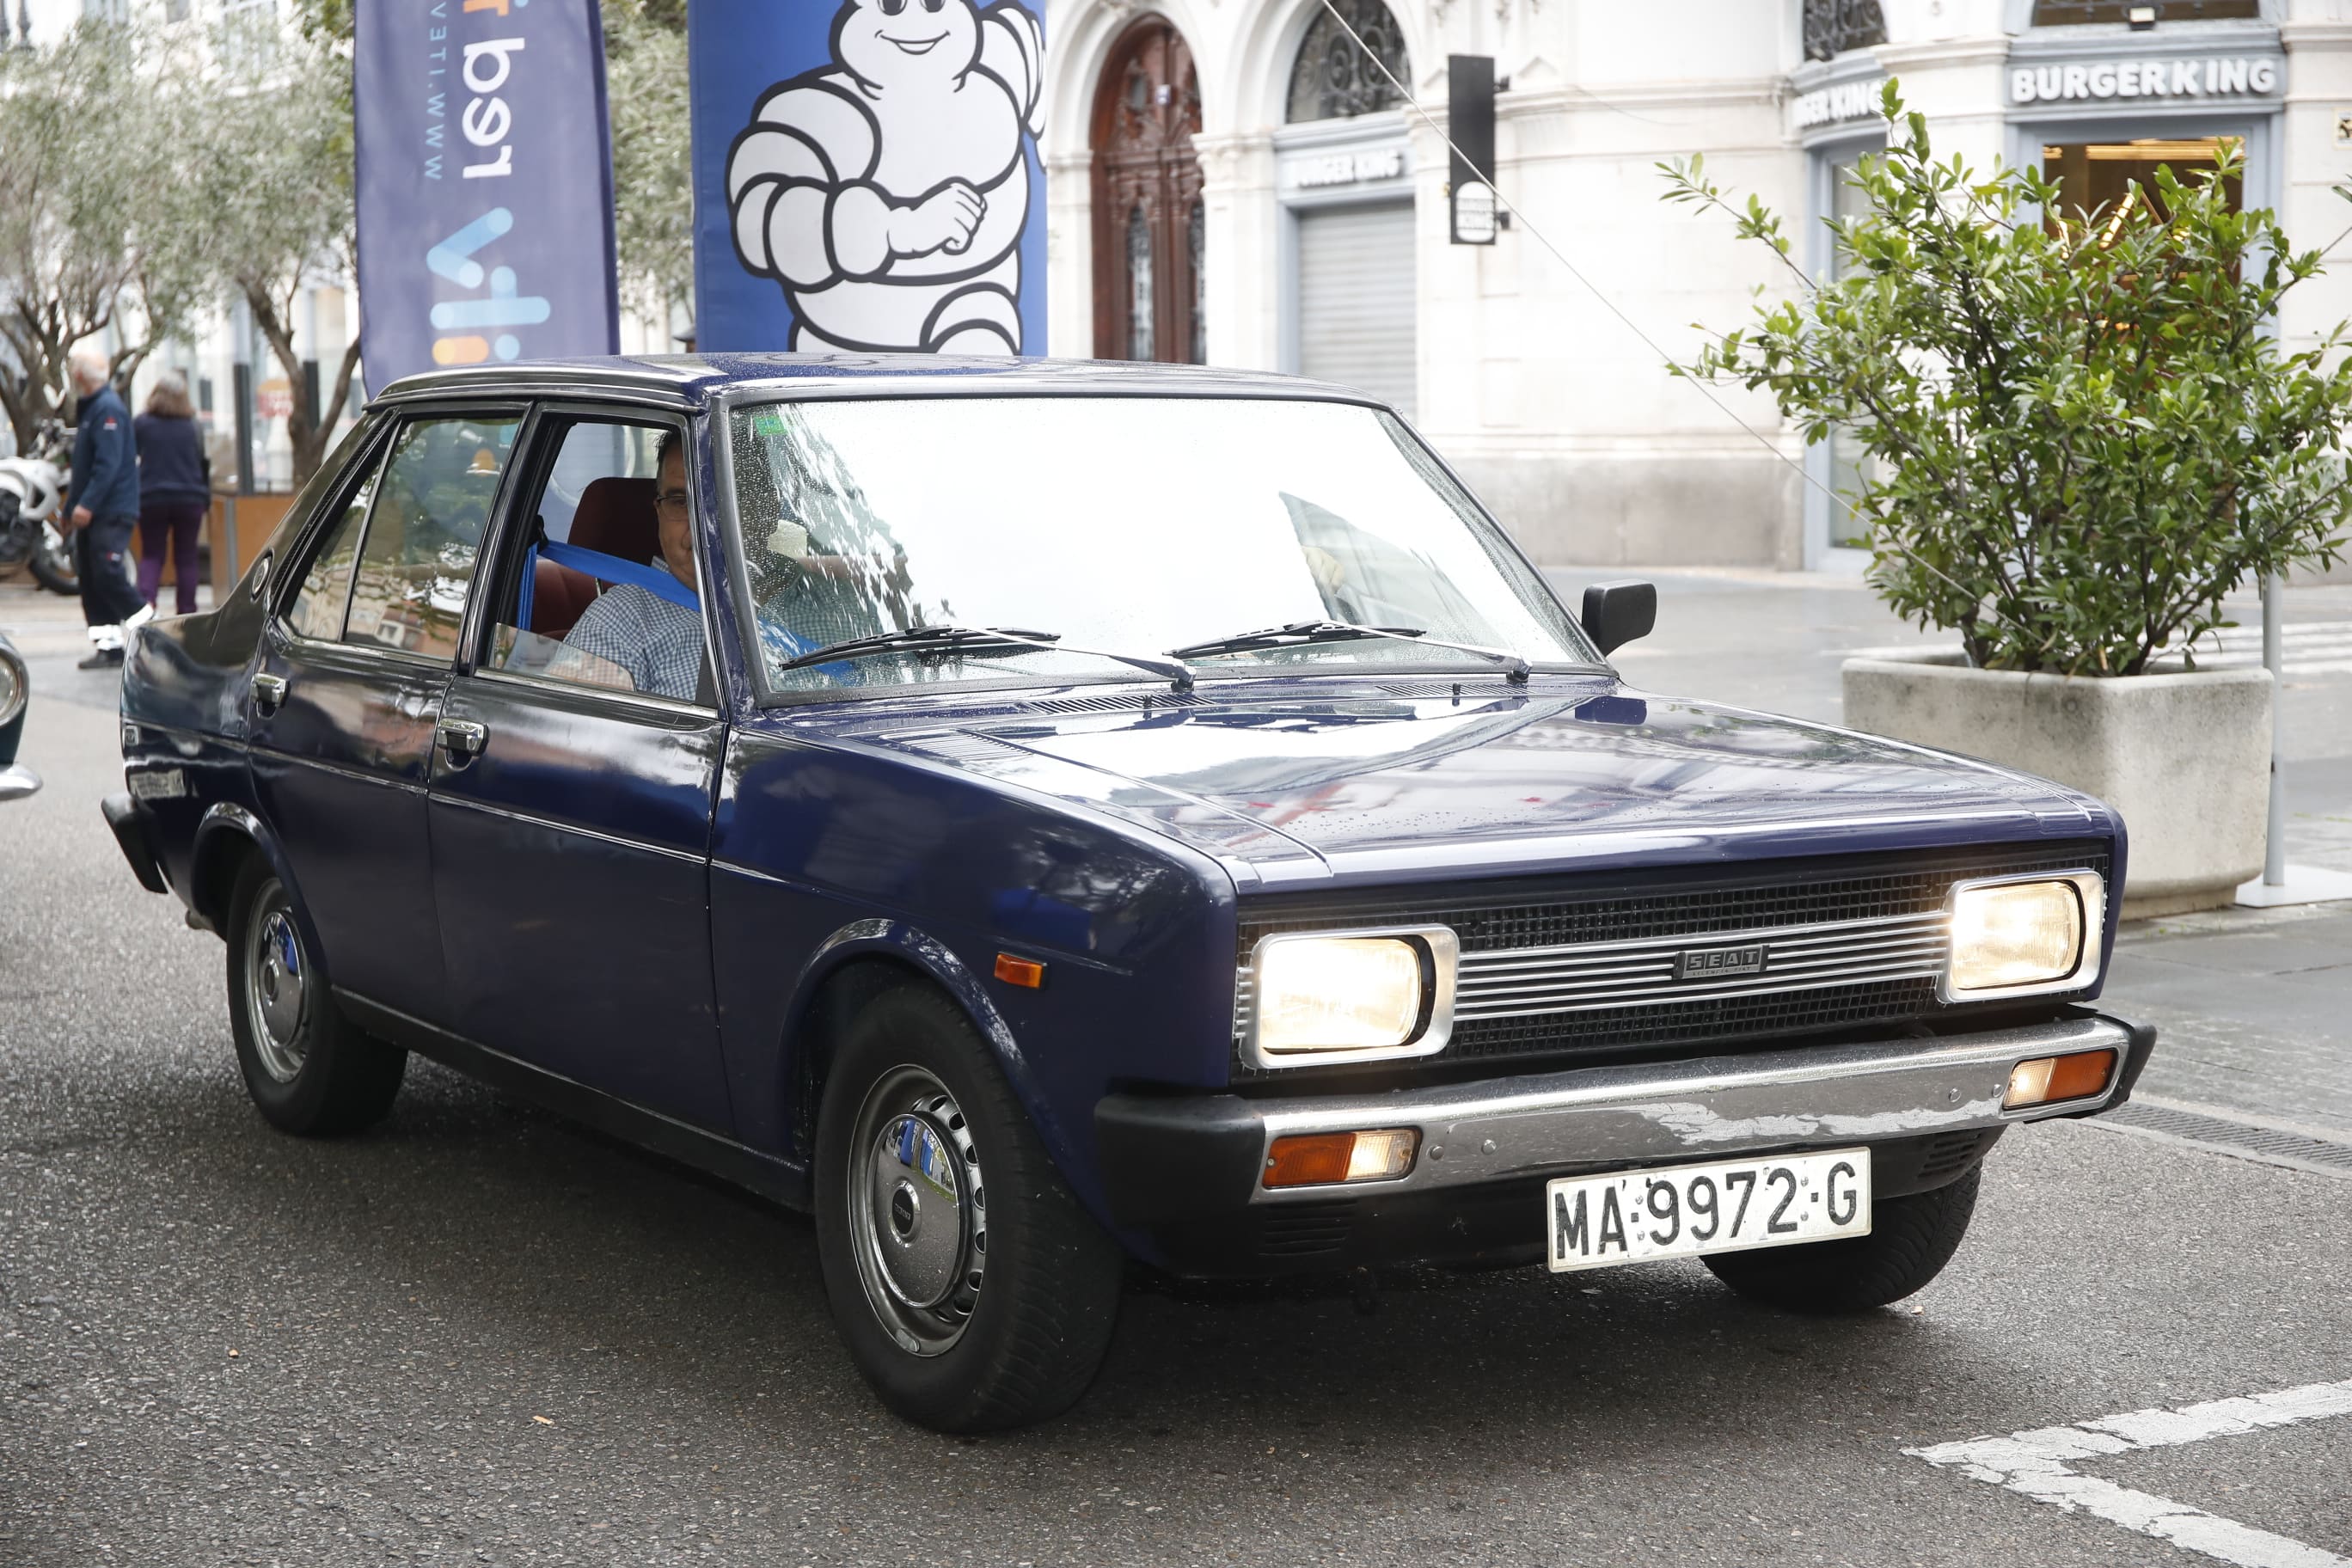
left=545, top=432, right=706, bottom=701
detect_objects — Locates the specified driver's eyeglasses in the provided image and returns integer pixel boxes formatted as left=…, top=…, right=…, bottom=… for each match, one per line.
left=655, top=490, right=691, bottom=514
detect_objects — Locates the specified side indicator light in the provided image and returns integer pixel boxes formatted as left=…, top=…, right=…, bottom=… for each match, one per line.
left=2006, top=1048, right=2118, bottom=1109
left=993, top=952, right=1046, bottom=989
left=1263, top=1129, right=1419, bottom=1189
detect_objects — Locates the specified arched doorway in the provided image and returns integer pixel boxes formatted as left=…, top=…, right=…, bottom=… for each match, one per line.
left=1091, top=17, right=1204, bottom=363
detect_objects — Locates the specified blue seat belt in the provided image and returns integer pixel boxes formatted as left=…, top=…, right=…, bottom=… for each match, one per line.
left=538, top=540, right=701, bottom=610
left=524, top=536, right=844, bottom=675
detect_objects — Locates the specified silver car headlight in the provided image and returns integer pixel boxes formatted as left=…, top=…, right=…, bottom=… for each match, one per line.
left=1944, top=872, right=2104, bottom=1001
left=1245, top=927, right=1458, bottom=1069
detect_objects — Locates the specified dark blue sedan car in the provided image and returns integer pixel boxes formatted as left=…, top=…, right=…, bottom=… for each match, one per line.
left=105, top=356, right=2153, bottom=1430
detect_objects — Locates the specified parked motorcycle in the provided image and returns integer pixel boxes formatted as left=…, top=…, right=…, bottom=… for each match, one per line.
left=0, top=628, right=36, bottom=800
left=0, top=420, right=81, bottom=597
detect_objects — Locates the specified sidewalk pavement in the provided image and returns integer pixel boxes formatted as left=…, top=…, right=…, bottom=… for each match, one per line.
left=6, top=567, right=2347, bottom=1140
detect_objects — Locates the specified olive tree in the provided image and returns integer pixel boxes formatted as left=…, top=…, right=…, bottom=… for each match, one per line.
left=1661, top=88, right=2352, bottom=677
left=0, top=21, right=210, bottom=450
left=604, top=0, right=695, bottom=331
left=194, top=25, right=363, bottom=485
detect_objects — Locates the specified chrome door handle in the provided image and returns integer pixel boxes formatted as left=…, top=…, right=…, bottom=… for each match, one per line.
left=437, top=719, right=487, bottom=762
left=252, top=673, right=287, bottom=715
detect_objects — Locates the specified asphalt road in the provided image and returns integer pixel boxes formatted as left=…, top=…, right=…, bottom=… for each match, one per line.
left=4, top=579, right=2351, bottom=1567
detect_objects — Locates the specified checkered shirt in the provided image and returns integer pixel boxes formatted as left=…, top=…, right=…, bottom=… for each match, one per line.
left=560, top=582, right=705, bottom=701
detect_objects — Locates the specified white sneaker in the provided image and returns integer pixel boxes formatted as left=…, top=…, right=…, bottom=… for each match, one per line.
left=125, top=603, right=156, bottom=632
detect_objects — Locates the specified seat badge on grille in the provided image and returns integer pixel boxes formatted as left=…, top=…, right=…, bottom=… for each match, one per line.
left=1675, top=943, right=1767, bottom=981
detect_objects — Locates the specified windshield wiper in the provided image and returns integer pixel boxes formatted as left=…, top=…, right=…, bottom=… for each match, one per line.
left=778, top=624, right=1194, bottom=689
left=1167, top=620, right=1533, bottom=682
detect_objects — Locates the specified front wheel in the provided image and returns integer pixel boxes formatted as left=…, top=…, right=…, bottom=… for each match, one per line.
left=224, top=858, right=406, bottom=1136
left=1703, top=1167, right=1981, bottom=1314
left=814, top=983, right=1123, bottom=1432
left=28, top=527, right=77, bottom=595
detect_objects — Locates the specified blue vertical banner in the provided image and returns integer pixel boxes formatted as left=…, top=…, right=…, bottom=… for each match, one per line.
left=354, top=0, right=621, bottom=389
left=689, top=0, right=1047, bottom=354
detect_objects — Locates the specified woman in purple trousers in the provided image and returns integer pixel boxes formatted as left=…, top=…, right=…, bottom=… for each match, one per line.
left=133, top=376, right=211, bottom=615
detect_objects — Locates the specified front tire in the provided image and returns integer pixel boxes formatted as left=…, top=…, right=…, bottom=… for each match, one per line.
left=28, top=528, right=77, bottom=595
left=1703, top=1167, right=1981, bottom=1314
left=224, top=859, right=406, bottom=1136
left=814, top=983, right=1123, bottom=1432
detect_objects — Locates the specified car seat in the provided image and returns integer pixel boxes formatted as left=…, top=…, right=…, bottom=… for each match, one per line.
left=529, top=476, right=662, bottom=640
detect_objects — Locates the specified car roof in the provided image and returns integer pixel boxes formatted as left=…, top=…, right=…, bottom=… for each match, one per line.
left=370, top=353, right=1389, bottom=413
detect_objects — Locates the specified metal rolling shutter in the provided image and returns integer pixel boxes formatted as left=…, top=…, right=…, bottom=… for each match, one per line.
left=1296, top=201, right=1418, bottom=419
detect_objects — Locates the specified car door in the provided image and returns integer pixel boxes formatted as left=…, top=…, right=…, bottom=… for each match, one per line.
left=248, top=406, right=524, bottom=1026
left=425, top=406, right=734, bottom=1132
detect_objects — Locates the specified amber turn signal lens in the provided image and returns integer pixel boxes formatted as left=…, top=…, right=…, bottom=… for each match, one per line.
left=2005, top=1048, right=2117, bottom=1109
left=1262, top=1129, right=1419, bottom=1189
left=993, top=952, right=1045, bottom=989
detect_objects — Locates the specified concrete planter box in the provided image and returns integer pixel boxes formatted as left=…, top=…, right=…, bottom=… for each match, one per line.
left=1842, top=652, right=2272, bottom=920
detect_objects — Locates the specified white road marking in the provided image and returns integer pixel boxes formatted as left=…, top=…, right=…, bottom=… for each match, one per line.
left=1907, top=1379, right=2352, bottom=1568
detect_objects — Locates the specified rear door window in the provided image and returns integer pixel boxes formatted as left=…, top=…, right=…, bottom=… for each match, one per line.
left=282, top=446, right=385, bottom=642
left=343, top=414, right=522, bottom=659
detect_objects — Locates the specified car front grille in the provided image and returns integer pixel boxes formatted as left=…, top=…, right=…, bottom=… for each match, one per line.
left=1230, top=841, right=2111, bottom=1078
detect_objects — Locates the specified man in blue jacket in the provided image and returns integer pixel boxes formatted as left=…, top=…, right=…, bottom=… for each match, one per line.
left=63, top=351, right=151, bottom=668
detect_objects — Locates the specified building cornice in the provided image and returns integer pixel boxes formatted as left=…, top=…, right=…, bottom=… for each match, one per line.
left=1871, top=37, right=2015, bottom=73
left=1499, top=77, right=1785, bottom=119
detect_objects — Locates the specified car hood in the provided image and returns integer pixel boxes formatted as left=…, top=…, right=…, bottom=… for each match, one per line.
left=845, top=681, right=2105, bottom=889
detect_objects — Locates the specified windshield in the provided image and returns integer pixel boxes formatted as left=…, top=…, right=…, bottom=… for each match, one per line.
left=724, top=396, right=1599, bottom=695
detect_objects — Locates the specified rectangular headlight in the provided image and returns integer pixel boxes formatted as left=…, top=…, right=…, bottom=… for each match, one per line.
left=1247, top=928, right=1458, bottom=1068
left=1945, top=873, right=2104, bottom=1001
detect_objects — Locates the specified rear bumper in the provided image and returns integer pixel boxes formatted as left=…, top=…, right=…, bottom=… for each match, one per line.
left=101, top=792, right=170, bottom=894
left=1097, top=1008, right=2154, bottom=1274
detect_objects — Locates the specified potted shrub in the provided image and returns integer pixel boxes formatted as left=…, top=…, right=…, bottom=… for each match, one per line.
left=1662, top=89, right=2352, bottom=916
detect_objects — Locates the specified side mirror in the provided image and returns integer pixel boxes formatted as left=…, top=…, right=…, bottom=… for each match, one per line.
left=1579, top=579, right=1657, bottom=658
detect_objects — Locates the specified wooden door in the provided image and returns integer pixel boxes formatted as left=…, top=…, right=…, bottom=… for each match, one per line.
left=1091, top=18, right=1204, bottom=364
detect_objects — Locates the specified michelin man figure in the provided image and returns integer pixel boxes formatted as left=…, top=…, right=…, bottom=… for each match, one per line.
left=726, top=0, right=1044, bottom=354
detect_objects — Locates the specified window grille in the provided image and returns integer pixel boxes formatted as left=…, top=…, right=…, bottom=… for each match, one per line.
left=1286, top=0, right=1410, bottom=123
left=1802, top=0, right=1887, bottom=62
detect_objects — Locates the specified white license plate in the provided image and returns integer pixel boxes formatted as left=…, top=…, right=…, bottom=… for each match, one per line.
left=1545, top=1148, right=1871, bottom=1273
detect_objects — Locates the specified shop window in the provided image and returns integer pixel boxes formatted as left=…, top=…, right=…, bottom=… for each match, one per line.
left=1286, top=0, right=1410, bottom=124
left=2030, top=2, right=2258, bottom=23
left=1802, top=0, right=1886, bottom=64
left=2043, top=137, right=2243, bottom=230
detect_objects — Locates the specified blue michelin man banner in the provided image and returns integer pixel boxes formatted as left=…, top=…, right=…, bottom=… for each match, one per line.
left=353, top=0, right=621, bottom=389
left=689, top=0, right=1047, bottom=354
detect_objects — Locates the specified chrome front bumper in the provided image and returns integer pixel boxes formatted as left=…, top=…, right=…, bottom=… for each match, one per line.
left=1248, top=1013, right=2141, bottom=1202
left=1093, top=1011, right=2152, bottom=1228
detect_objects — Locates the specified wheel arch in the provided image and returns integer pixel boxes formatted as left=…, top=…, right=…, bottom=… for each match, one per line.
left=190, top=805, right=323, bottom=971
left=780, top=919, right=1070, bottom=1179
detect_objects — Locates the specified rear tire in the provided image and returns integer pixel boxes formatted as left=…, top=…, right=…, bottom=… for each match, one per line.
left=224, top=858, right=406, bottom=1136
left=1703, top=1167, right=1980, bottom=1314
left=814, top=983, right=1123, bottom=1432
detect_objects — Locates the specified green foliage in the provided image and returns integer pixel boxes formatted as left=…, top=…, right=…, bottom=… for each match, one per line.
left=1661, top=86, right=2352, bottom=677
left=0, top=21, right=211, bottom=448
left=603, top=0, right=695, bottom=328
left=194, top=23, right=361, bottom=482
